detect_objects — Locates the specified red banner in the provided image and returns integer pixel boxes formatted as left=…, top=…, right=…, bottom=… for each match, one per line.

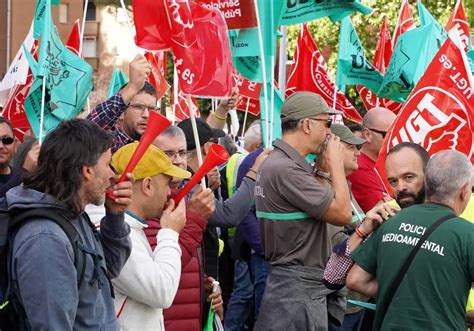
left=66, top=19, right=81, bottom=56
left=375, top=36, right=474, bottom=194
left=173, top=3, right=234, bottom=97
left=235, top=95, right=260, bottom=116
left=446, top=0, right=471, bottom=53
left=286, top=25, right=362, bottom=123
left=172, top=89, right=201, bottom=121
left=145, top=51, right=170, bottom=99
left=392, top=0, right=416, bottom=48
left=357, top=17, right=402, bottom=113
left=195, top=0, right=257, bottom=30
left=236, top=74, right=261, bottom=99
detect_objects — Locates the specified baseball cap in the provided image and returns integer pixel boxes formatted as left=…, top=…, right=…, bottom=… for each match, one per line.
left=178, top=118, right=225, bottom=150
left=112, top=142, right=191, bottom=180
left=281, top=91, right=341, bottom=122
left=331, top=124, right=366, bottom=146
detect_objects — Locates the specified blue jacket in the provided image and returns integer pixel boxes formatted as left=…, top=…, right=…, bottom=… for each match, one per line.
left=7, top=186, right=131, bottom=330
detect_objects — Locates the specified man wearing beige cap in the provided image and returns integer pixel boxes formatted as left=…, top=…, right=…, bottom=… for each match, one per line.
left=107, top=142, right=191, bottom=331
left=254, top=91, right=352, bottom=330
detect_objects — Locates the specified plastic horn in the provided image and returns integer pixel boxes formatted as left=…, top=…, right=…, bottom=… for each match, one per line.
left=107, top=111, right=171, bottom=199
left=174, top=144, right=230, bottom=204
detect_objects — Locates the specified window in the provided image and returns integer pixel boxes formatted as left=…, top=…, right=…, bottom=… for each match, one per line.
left=59, top=3, right=68, bottom=24
left=83, top=37, right=97, bottom=58
left=86, top=2, right=96, bottom=21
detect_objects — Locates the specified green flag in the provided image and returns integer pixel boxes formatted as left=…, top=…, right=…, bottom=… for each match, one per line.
left=335, top=17, right=383, bottom=94
left=107, top=69, right=129, bottom=98
left=33, top=0, right=60, bottom=39
left=468, top=50, right=474, bottom=74
left=260, top=83, right=283, bottom=147
left=276, top=0, right=371, bottom=25
left=232, top=0, right=279, bottom=83
left=25, top=6, right=92, bottom=138
left=377, top=23, right=447, bottom=102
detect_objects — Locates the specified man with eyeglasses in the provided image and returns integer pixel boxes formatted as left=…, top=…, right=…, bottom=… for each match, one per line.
left=254, top=91, right=352, bottom=330
left=347, top=107, right=396, bottom=213
left=87, top=54, right=156, bottom=152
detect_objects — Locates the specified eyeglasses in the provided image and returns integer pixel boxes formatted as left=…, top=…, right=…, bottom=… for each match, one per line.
left=308, top=117, right=332, bottom=128
left=367, top=127, right=387, bottom=139
left=0, top=136, right=14, bottom=145
left=163, top=149, right=187, bottom=159
left=128, top=104, right=158, bottom=113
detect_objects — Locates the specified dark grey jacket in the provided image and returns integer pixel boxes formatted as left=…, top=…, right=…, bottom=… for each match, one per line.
left=7, top=186, right=131, bottom=330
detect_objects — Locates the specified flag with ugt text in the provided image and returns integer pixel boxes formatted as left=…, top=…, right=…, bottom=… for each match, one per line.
left=287, top=24, right=362, bottom=123
left=356, top=17, right=402, bottom=113
left=145, top=51, right=170, bottom=99
left=336, top=17, right=383, bottom=94
left=173, top=3, right=234, bottom=97
left=392, top=0, right=416, bottom=48
left=445, top=0, right=472, bottom=53
left=375, top=32, right=474, bottom=194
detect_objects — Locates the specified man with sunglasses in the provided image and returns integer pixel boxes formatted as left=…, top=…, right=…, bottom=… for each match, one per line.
left=254, top=92, right=352, bottom=330
left=0, top=118, right=19, bottom=195
left=347, top=107, right=396, bottom=212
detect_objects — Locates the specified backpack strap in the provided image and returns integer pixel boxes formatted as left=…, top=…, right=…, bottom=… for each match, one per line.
left=374, top=213, right=456, bottom=330
left=9, top=208, right=86, bottom=288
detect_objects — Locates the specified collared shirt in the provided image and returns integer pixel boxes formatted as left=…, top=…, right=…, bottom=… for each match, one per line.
left=87, top=92, right=134, bottom=152
left=347, top=152, right=386, bottom=212
left=255, top=139, right=334, bottom=268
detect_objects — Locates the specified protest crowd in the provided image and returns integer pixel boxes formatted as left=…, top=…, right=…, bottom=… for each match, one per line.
left=1, top=0, right=474, bottom=330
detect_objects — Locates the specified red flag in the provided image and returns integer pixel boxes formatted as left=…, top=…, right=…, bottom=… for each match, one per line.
left=375, top=35, right=474, bottom=194
left=195, top=0, right=257, bottom=30
left=145, top=51, right=170, bottom=99
left=445, top=0, right=472, bottom=53
left=235, top=95, right=260, bottom=116
left=286, top=25, right=362, bottom=123
left=392, top=0, right=416, bottom=48
left=132, top=0, right=196, bottom=50
left=357, top=17, right=403, bottom=113
left=236, top=74, right=261, bottom=99
left=173, top=3, right=234, bottom=97
left=66, top=19, right=82, bottom=56
left=172, top=89, right=201, bottom=121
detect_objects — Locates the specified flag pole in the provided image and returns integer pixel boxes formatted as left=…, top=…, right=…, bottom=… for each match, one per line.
left=187, top=94, right=206, bottom=188
left=80, top=0, right=91, bottom=113
left=240, top=96, right=250, bottom=138
left=278, top=26, right=288, bottom=97
left=270, top=55, right=275, bottom=144
left=39, top=75, right=47, bottom=145
left=253, top=0, right=269, bottom=147
left=172, top=63, right=178, bottom=124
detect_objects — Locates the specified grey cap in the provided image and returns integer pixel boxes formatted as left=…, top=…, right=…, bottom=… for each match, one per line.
left=281, top=91, right=341, bottom=122
left=331, top=124, right=366, bottom=146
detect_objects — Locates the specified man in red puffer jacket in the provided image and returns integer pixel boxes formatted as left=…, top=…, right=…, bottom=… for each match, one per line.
left=145, top=126, right=223, bottom=330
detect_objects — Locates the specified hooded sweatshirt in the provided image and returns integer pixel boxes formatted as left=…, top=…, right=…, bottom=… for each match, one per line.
left=7, top=185, right=131, bottom=330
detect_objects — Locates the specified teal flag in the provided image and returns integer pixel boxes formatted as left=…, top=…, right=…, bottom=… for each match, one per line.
left=260, top=83, right=283, bottom=147
left=25, top=3, right=92, bottom=138
left=33, top=0, right=60, bottom=39
left=377, top=23, right=447, bottom=102
left=335, top=17, right=383, bottom=94
left=275, top=0, right=371, bottom=25
left=468, top=50, right=474, bottom=74
left=107, top=69, right=128, bottom=98
left=232, top=0, right=278, bottom=83
left=418, top=0, right=448, bottom=39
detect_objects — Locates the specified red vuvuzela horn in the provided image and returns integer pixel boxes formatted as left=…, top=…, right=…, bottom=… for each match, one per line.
left=173, top=144, right=230, bottom=204
left=107, top=111, right=171, bottom=199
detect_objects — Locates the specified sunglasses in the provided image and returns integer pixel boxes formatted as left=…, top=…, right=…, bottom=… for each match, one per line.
left=367, top=127, right=387, bottom=139
left=0, top=136, right=14, bottom=145
left=308, top=117, right=333, bottom=128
